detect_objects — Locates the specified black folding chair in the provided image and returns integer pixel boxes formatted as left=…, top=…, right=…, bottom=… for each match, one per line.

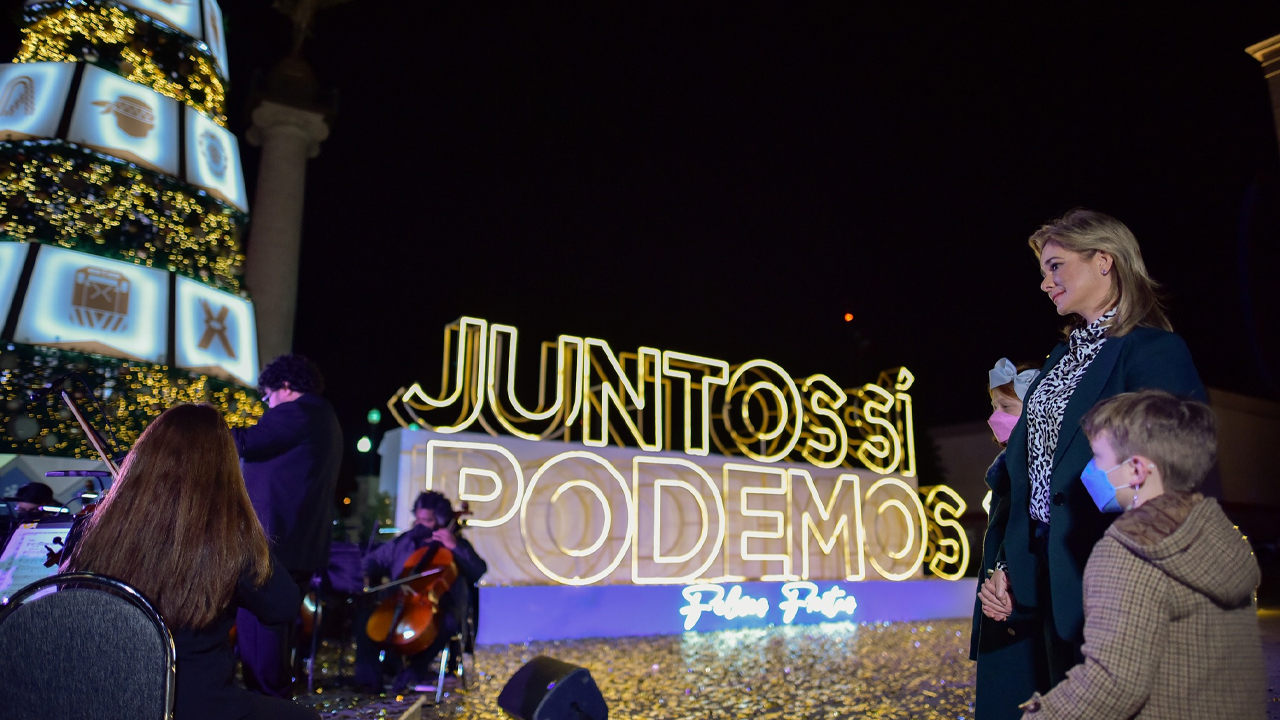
left=0, top=572, right=176, bottom=719
left=432, top=583, right=480, bottom=703
left=298, top=541, right=366, bottom=692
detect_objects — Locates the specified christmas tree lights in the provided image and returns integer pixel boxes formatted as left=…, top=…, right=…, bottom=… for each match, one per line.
left=0, top=0, right=262, bottom=457
left=17, top=1, right=228, bottom=124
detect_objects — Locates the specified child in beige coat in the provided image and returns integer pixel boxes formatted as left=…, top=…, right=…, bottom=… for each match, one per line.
left=1020, top=389, right=1264, bottom=720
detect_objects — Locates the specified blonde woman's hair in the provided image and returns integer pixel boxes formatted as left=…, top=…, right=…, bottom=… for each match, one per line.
left=1028, top=209, right=1172, bottom=337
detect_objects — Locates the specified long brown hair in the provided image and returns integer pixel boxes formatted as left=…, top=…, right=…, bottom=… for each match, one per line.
left=1028, top=209, right=1172, bottom=337
left=64, top=403, right=271, bottom=629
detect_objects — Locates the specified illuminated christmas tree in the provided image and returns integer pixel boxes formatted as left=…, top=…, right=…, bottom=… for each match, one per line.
left=0, top=0, right=262, bottom=461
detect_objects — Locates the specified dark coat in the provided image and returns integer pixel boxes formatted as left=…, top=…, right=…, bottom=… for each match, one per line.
left=173, top=555, right=299, bottom=720
left=233, top=394, right=343, bottom=575
left=1000, top=326, right=1205, bottom=644
left=970, top=451, right=1011, bottom=660
left=971, top=452, right=1042, bottom=720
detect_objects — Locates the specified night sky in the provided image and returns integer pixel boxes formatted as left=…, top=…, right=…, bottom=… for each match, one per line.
left=13, top=3, right=1280, bottom=486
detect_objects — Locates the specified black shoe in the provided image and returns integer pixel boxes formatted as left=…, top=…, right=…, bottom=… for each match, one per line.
left=389, top=668, right=423, bottom=695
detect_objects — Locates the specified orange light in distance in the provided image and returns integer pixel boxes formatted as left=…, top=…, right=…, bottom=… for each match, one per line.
left=843, top=313, right=854, bottom=322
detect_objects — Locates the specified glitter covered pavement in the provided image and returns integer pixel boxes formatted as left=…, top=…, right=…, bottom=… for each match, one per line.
left=298, top=619, right=977, bottom=720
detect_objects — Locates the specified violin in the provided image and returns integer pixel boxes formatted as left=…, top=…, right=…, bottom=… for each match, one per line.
left=38, top=386, right=121, bottom=569
left=364, top=502, right=471, bottom=656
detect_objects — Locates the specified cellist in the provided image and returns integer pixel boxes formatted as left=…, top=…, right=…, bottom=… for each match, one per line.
left=355, top=491, right=487, bottom=694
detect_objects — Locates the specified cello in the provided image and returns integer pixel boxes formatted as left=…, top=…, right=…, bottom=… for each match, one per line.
left=363, top=503, right=470, bottom=656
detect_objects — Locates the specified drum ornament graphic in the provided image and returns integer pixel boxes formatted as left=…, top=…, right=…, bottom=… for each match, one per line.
left=71, top=266, right=130, bottom=332
left=92, top=94, right=155, bottom=138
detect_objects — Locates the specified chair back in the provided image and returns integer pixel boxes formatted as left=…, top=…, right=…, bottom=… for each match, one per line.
left=325, top=541, right=365, bottom=595
left=0, top=572, right=176, bottom=720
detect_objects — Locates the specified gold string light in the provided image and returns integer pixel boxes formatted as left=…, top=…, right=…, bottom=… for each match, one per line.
left=0, top=4, right=258, bottom=459
left=0, top=140, right=246, bottom=292
left=0, top=344, right=262, bottom=457
left=16, top=3, right=228, bottom=125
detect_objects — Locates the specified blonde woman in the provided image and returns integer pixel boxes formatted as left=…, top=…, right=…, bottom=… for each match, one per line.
left=975, top=210, right=1206, bottom=719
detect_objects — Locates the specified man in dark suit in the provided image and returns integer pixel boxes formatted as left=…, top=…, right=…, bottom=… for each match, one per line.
left=234, top=354, right=343, bottom=698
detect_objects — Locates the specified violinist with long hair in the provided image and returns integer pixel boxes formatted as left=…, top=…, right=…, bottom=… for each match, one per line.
left=62, top=404, right=318, bottom=720
left=355, top=491, right=487, bottom=694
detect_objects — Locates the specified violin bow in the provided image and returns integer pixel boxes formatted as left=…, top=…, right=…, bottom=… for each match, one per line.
left=60, top=390, right=120, bottom=481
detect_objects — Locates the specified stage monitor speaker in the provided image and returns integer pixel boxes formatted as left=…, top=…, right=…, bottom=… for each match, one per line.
left=497, top=655, right=608, bottom=720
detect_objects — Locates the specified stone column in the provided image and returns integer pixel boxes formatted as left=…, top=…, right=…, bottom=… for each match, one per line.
left=244, top=100, right=329, bottom=365
left=1247, top=34, right=1280, bottom=157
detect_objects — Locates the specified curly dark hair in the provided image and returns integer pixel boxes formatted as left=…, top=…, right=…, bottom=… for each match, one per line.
left=257, top=354, right=324, bottom=395
left=413, top=491, right=453, bottom=523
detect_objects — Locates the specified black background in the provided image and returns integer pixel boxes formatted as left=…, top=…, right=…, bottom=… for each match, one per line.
left=8, top=2, right=1280, bottom=493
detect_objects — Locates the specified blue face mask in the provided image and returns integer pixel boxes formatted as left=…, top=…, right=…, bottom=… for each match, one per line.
left=1079, top=458, right=1130, bottom=514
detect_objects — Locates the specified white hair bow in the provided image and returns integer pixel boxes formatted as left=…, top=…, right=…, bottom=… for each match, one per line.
left=989, top=358, right=1039, bottom=401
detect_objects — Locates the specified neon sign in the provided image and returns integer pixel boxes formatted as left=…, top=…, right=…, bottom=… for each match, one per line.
left=390, top=317, right=916, bottom=475
left=679, top=582, right=858, bottom=630
left=394, top=430, right=972, bottom=590
left=389, top=318, right=969, bottom=587
left=778, top=581, right=858, bottom=623
left=680, top=584, right=769, bottom=630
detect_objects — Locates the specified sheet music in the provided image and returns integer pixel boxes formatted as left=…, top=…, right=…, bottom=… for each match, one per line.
left=0, top=523, right=72, bottom=603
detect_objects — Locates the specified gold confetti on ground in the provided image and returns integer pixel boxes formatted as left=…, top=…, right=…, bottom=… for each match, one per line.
left=298, top=619, right=976, bottom=719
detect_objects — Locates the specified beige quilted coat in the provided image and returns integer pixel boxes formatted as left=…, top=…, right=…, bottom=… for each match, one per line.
left=1021, top=493, right=1264, bottom=720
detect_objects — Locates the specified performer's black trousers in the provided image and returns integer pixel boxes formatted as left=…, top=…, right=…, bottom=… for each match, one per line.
left=354, top=595, right=460, bottom=689
left=238, top=571, right=311, bottom=698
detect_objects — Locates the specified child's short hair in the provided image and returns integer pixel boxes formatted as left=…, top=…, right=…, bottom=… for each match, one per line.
left=1081, top=389, right=1217, bottom=493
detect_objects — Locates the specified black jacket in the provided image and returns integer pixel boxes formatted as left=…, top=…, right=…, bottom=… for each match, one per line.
left=1000, top=327, right=1205, bottom=644
left=234, top=394, right=343, bottom=574
left=173, top=555, right=299, bottom=720
left=364, top=528, right=488, bottom=624
left=970, top=451, right=1013, bottom=661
